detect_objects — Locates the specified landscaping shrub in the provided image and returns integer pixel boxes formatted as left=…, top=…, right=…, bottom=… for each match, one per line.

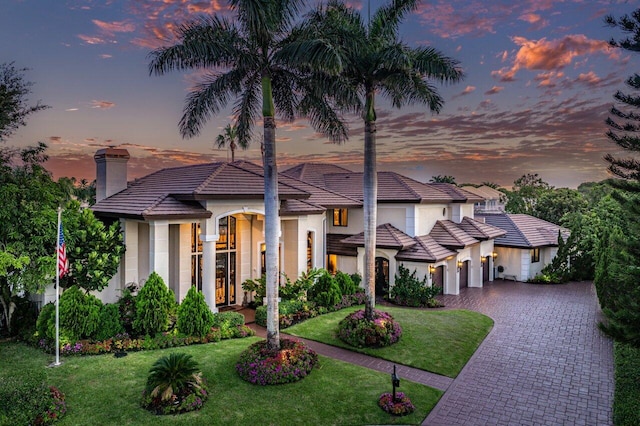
left=308, top=270, right=342, bottom=308
left=58, top=286, right=102, bottom=341
left=36, top=302, right=56, bottom=341
left=0, top=370, right=54, bottom=426
left=117, top=284, right=137, bottom=335
left=177, top=287, right=214, bottom=338
left=335, top=271, right=357, bottom=295
left=9, top=295, right=38, bottom=340
left=337, top=309, right=402, bottom=348
left=236, top=338, right=318, bottom=385
left=134, top=272, right=177, bottom=337
left=350, top=272, right=362, bottom=288
left=241, top=275, right=266, bottom=305
left=95, top=303, right=125, bottom=341
left=212, top=311, right=245, bottom=339
left=614, top=341, right=640, bottom=426
left=390, top=265, right=441, bottom=307
left=141, top=352, right=208, bottom=415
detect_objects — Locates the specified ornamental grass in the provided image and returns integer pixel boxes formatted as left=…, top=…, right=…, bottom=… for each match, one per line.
left=236, top=338, right=318, bottom=385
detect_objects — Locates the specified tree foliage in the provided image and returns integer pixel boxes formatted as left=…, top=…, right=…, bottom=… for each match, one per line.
left=134, top=272, right=177, bottom=337
left=177, top=286, right=214, bottom=338
left=532, top=188, right=588, bottom=224
left=429, top=175, right=457, bottom=184
left=0, top=62, right=49, bottom=142
left=504, top=173, right=553, bottom=214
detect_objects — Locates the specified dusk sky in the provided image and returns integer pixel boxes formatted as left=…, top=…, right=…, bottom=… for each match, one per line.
left=2, top=0, right=638, bottom=188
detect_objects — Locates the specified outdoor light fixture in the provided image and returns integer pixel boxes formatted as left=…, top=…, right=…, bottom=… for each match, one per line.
left=481, top=256, right=486, bottom=263
left=429, top=265, right=436, bottom=278
left=492, top=252, right=498, bottom=260
left=457, top=260, right=464, bottom=270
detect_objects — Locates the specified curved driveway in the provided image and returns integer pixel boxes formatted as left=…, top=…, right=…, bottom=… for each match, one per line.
left=424, top=281, right=613, bottom=425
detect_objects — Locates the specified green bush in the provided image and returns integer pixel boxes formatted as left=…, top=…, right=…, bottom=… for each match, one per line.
left=134, top=272, right=177, bottom=337
left=95, top=303, right=125, bottom=341
left=178, top=287, right=215, bottom=338
left=337, top=309, right=402, bottom=348
left=254, top=305, right=267, bottom=327
left=36, top=302, right=56, bottom=341
left=335, top=271, right=357, bottom=295
left=390, top=265, right=440, bottom=307
left=350, top=273, right=362, bottom=288
left=0, top=370, right=50, bottom=426
left=308, top=270, right=342, bottom=308
left=58, top=285, right=103, bottom=340
left=212, top=311, right=245, bottom=339
left=117, top=284, right=137, bottom=335
left=141, top=352, right=208, bottom=415
left=614, top=341, right=640, bottom=426
left=241, top=275, right=266, bottom=305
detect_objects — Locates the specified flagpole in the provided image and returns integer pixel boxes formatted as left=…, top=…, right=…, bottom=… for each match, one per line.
left=54, top=207, right=61, bottom=366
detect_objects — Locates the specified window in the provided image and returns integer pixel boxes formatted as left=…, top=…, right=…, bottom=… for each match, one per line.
left=327, top=254, right=337, bottom=275
left=333, top=209, right=348, bottom=226
left=530, top=248, right=540, bottom=263
left=307, top=231, right=314, bottom=271
left=191, top=223, right=203, bottom=291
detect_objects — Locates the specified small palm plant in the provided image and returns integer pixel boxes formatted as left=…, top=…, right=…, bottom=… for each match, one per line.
left=142, top=352, right=208, bottom=415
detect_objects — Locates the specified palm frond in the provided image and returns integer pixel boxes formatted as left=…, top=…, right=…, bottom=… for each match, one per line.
left=369, top=0, right=419, bottom=43
left=232, top=74, right=262, bottom=146
left=411, top=46, right=464, bottom=83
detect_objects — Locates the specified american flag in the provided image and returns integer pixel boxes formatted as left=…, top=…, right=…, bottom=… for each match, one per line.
left=58, top=224, right=69, bottom=277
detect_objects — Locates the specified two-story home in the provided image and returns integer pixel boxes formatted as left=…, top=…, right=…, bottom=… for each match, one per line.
left=91, top=149, right=507, bottom=311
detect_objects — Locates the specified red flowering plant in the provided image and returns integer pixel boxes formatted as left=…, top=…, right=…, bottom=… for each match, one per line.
left=337, top=309, right=402, bottom=348
left=34, top=386, right=67, bottom=425
left=378, top=391, right=415, bottom=416
left=236, top=338, right=318, bottom=385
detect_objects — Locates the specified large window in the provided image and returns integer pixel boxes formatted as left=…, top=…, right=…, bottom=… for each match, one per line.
left=191, top=223, right=203, bottom=291
left=333, top=209, right=348, bottom=226
left=530, top=248, right=540, bottom=263
left=327, top=254, right=337, bottom=275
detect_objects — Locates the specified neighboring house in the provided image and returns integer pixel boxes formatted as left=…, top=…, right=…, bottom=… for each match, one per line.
left=476, top=213, right=569, bottom=282
left=460, top=185, right=506, bottom=213
left=90, top=149, right=516, bottom=312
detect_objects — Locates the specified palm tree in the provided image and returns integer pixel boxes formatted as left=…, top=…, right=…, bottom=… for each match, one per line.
left=148, top=0, right=348, bottom=350
left=215, top=123, right=247, bottom=162
left=304, top=0, right=463, bottom=319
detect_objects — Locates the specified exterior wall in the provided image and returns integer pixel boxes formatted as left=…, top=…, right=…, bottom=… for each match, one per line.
left=479, top=240, right=496, bottom=282
left=378, top=205, right=411, bottom=234
left=282, top=218, right=298, bottom=280
left=414, top=204, right=449, bottom=236
left=493, top=247, right=522, bottom=280
left=326, top=207, right=363, bottom=235
left=177, top=224, right=192, bottom=302
left=335, top=255, right=357, bottom=276
left=460, top=203, right=475, bottom=220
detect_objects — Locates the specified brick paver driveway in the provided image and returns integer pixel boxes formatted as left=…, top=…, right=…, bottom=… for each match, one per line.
left=424, top=281, right=613, bottom=426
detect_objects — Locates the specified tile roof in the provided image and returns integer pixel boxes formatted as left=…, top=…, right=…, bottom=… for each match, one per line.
left=326, top=233, right=359, bottom=256
left=282, top=163, right=354, bottom=187
left=460, top=185, right=505, bottom=200
left=477, top=213, right=569, bottom=248
left=340, top=223, right=417, bottom=250
left=428, top=183, right=484, bottom=203
left=322, top=171, right=454, bottom=203
left=458, top=216, right=507, bottom=240
left=429, top=220, right=479, bottom=249
left=395, top=235, right=457, bottom=263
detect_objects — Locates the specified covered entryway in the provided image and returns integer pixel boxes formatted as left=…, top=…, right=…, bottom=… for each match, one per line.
left=483, top=256, right=490, bottom=282
left=375, top=257, right=389, bottom=296
left=459, top=260, right=469, bottom=288
left=432, top=265, right=445, bottom=294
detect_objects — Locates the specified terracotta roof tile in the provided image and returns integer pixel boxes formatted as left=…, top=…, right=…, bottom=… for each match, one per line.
left=341, top=223, right=416, bottom=250
left=458, top=216, right=507, bottom=240
left=396, top=235, right=457, bottom=263
left=429, top=220, right=479, bottom=248
left=477, top=213, right=569, bottom=248
left=428, top=183, right=483, bottom=202
left=326, top=234, right=358, bottom=256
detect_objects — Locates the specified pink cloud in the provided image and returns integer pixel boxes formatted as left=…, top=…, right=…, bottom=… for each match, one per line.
left=92, top=20, right=135, bottom=35
left=484, top=86, right=504, bottom=95
left=91, top=100, right=116, bottom=109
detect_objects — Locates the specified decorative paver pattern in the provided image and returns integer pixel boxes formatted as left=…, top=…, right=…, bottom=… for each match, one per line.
left=424, top=281, right=613, bottom=425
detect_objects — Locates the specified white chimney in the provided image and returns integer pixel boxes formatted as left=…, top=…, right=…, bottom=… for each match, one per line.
left=94, top=148, right=130, bottom=202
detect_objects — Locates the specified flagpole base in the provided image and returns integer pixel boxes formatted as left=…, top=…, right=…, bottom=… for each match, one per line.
left=48, top=361, right=63, bottom=368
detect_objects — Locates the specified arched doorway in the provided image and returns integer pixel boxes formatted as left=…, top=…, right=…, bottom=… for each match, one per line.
left=375, top=257, right=389, bottom=296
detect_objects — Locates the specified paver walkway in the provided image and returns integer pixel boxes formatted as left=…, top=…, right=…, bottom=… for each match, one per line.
left=249, top=280, right=614, bottom=425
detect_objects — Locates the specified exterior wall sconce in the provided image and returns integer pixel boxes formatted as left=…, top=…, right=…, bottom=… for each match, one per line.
left=457, top=260, right=464, bottom=271
left=481, top=256, right=486, bottom=263
left=491, top=252, right=498, bottom=260
left=429, top=265, right=436, bottom=278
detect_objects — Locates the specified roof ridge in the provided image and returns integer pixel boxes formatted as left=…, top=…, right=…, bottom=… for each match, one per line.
left=141, top=193, right=171, bottom=217
left=193, top=162, right=226, bottom=194
left=280, top=173, right=362, bottom=204
left=506, top=214, right=533, bottom=246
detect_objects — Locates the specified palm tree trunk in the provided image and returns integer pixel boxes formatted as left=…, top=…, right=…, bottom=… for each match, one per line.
left=363, top=119, right=377, bottom=320
left=262, top=76, right=280, bottom=351
left=230, top=140, right=236, bottom=162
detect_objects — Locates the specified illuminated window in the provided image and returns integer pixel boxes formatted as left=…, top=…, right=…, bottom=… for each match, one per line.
left=191, top=223, right=203, bottom=291
left=327, top=254, right=338, bottom=274
left=333, top=209, right=348, bottom=226
left=307, top=231, right=314, bottom=271
left=530, top=248, right=540, bottom=263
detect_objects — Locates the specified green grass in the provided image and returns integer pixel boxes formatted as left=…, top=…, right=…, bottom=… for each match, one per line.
left=613, top=341, right=640, bottom=426
left=0, top=338, right=442, bottom=425
left=285, top=305, right=493, bottom=378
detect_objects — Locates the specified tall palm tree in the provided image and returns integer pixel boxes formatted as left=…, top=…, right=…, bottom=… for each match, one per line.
left=215, top=123, right=247, bottom=162
left=148, top=0, right=347, bottom=350
left=304, top=0, right=463, bottom=319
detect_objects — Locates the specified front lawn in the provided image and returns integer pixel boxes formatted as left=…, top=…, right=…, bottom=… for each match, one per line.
left=285, top=306, right=493, bottom=378
left=0, top=338, right=442, bottom=425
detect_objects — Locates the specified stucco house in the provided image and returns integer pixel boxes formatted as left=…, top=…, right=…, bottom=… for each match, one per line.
left=89, top=148, right=520, bottom=311
left=476, top=213, right=569, bottom=282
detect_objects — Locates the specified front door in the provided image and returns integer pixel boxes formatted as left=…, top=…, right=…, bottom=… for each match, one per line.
left=460, top=260, right=469, bottom=288
left=215, top=216, right=236, bottom=307
left=375, top=257, right=389, bottom=296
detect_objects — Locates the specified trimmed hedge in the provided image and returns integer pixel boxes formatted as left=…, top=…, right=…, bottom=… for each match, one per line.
left=614, top=341, right=640, bottom=426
